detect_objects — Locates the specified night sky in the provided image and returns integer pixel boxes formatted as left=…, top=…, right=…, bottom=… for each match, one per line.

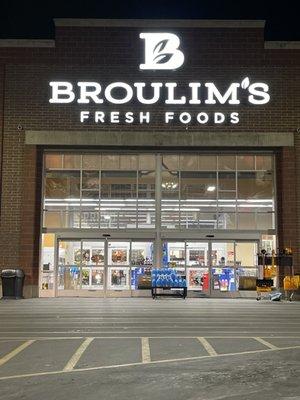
left=1, top=0, right=299, bottom=41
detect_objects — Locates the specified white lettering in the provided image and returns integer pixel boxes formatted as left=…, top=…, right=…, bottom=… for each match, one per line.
left=110, top=111, right=120, bottom=123
left=196, top=112, right=209, bottom=124
left=80, top=111, right=90, bottom=122
left=77, top=82, right=103, bottom=104
left=165, top=112, right=174, bottom=123
left=214, top=112, right=225, bottom=124
left=125, top=112, right=134, bottom=123
left=95, top=111, right=105, bottom=123
left=205, top=83, right=240, bottom=105
left=104, top=82, right=133, bottom=104
left=139, top=112, right=150, bottom=123
left=189, top=83, right=201, bottom=104
left=179, top=112, right=192, bottom=124
left=165, top=83, right=186, bottom=104
left=248, top=83, right=270, bottom=105
left=134, top=82, right=163, bottom=104
left=230, top=112, right=239, bottom=124
left=49, top=82, right=75, bottom=103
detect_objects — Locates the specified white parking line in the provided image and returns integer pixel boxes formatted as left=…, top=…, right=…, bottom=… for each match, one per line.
left=197, top=337, right=218, bottom=356
left=253, top=337, right=279, bottom=350
left=141, top=337, right=151, bottom=363
left=63, top=338, right=94, bottom=371
left=0, top=340, right=35, bottom=367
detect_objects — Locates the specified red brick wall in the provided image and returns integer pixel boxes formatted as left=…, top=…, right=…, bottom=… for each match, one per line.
left=276, top=146, right=299, bottom=283
left=0, top=24, right=299, bottom=294
left=19, top=145, right=42, bottom=286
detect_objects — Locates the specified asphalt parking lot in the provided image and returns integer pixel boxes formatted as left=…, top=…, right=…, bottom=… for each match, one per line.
left=0, top=298, right=300, bottom=400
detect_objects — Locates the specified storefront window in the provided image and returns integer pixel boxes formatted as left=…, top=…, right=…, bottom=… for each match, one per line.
left=237, top=155, right=255, bottom=170
left=43, top=152, right=275, bottom=231
left=63, top=154, right=81, bottom=169
left=218, top=155, right=236, bottom=170
left=82, top=155, right=100, bottom=170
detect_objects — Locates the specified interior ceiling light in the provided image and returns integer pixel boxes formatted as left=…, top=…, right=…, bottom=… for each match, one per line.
left=162, top=182, right=178, bottom=190
left=206, top=185, right=216, bottom=192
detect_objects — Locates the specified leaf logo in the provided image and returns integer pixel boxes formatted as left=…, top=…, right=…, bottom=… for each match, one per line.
left=241, top=77, right=250, bottom=89
left=153, top=39, right=173, bottom=64
left=139, top=33, right=185, bottom=70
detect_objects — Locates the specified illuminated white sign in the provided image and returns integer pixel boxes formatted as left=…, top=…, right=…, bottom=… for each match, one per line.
left=139, top=33, right=184, bottom=70
left=48, top=33, right=271, bottom=125
left=49, top=79, right=270, bottom=106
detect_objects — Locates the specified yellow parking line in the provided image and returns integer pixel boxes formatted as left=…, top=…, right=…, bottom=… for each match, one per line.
left=0, top=340, right=35, bottom=367
left=197, top=337, right=217, bottom=356
left=63, top=337, right=94, bottom=371
left=253, top=337, right=278, bottom=350
left=141, top=337, right=151, bottom=363
left=1, top=344, right=300, bottom=382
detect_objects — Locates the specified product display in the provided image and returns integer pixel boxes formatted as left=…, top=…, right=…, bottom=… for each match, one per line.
left=131, top=267, right=152, bottom=289
left=188, top=268, right=209, bottom=291
left=151, top=268, right=187, bottom=288
left=212, top=267, right=236, bottom=292
left=91, top=249, right=104, bottom=264
left=108, top=267, right=130, bottom=289
left=111, top=249, right=128, bottom=264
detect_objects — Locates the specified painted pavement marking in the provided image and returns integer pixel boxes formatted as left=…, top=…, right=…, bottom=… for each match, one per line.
left=141, top=337, right=151, bottom=363
left=0, top=340, right=35, bottom=367
left=253, top=337, right=279, bottom=350
left=0, top=335, right=300, bottom=341
left=197, top=337, right=218, bottom=356
left=1, top=343, right=299, bottom=382
left=63, top=338, right=94, bottom=371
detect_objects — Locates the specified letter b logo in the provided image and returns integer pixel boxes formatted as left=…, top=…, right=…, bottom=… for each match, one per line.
left=139, top=33, right=184, bottom=70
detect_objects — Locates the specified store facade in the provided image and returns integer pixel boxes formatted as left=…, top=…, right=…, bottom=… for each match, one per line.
left=0, top=19, right=299, bottom=298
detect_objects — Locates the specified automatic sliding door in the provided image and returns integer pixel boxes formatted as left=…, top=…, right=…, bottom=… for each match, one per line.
left=131, top=241, right=154, bottom=292
left=57, top=240, right=81, bottom=296
left=236, top=242, right=259, bottom=291
left=186, top=242, right=210, bottom=294
left=107, top=241, right=130, bottom=294
left=57, top=239, right=105, bottom=296
left=211, top=242, right=236, bottom=293
left=81, top=241, right=105, bottom=291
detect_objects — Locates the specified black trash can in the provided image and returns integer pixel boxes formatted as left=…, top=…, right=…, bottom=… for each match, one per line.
left=1, top=269, right=25, bottom=299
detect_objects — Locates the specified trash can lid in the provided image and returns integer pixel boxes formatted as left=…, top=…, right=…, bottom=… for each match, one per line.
left=1, top=269, right=25, bottom=278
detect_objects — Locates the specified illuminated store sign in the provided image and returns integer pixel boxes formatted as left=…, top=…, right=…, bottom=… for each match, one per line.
left=49, top=33, right=270, bottom=125
left=139, top=32, right=185, bottom=70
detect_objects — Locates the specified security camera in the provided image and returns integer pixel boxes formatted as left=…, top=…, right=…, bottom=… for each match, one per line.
left=17, top=124, right=23, bottom=131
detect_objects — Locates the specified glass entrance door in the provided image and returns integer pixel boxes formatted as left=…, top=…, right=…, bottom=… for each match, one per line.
left=186, top=242, right=210, bottom=295
left=56, top=238, right=154, bottom=297
left=57, top=239, right=105, bottom=297
left=106, top=240, right=131, bottom=296
left=210, top=242, right=236, bottom=295
left=163, top=240, right=259, bottom=297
